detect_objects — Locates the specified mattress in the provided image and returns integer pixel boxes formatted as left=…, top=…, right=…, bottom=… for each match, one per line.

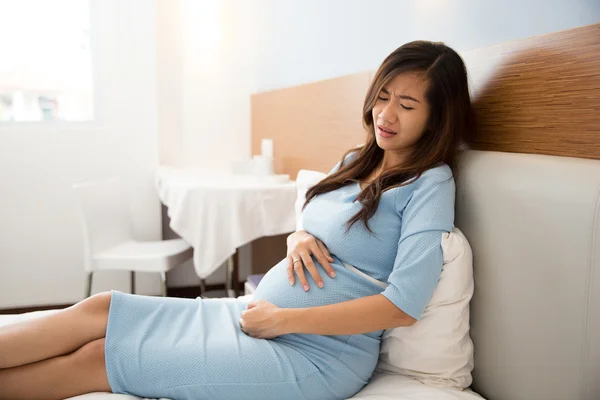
left=63, top=373, right=483, bottom=400
left=0, top=311, right=483, bottom=400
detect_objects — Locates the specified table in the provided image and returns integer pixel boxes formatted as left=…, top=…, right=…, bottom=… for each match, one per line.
left=155, top=166, right=297, bottom=296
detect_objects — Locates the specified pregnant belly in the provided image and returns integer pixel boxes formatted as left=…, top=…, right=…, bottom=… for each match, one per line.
left=253, top=258, right=385, bottom=309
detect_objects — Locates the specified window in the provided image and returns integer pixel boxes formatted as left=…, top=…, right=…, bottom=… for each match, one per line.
left=0, top=0, right=93, bottom=122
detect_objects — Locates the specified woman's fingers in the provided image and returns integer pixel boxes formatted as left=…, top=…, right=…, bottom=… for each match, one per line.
left=313, top=241, right=336, bottom=279
left=293, top=256, right=310, bottom=291
left=317, top=240, right=335, bottom=263
left=287, top=255, right=295, bottom=286
left=299, top=251, right=324, bottom=290
left=288, top=235, right=336, bottom=290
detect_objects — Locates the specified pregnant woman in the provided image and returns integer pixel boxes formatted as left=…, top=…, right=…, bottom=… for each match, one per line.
left=0, top=40, right=473, bottom=400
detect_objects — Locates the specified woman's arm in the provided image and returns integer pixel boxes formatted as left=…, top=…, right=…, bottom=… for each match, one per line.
left=283, top=294, right=415, bottom=335
left=240, top=294, right=415, bottom=339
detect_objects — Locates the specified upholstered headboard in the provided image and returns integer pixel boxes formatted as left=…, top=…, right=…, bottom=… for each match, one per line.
left=456, top=150, right=600, bottom=400
left=454, top=24, right=600, bottom=400
left=251, top=23, right=600, bottom=400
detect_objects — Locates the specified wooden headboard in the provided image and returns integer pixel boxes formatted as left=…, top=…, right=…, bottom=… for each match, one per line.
left=251, top=23, right=600, bottom=177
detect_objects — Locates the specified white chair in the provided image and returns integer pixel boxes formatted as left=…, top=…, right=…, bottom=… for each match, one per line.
left=73, top=178, right=193, bottom=298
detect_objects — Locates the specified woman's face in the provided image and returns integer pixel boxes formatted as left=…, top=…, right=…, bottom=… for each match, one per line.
left=371, top=72, right=431, bottom=154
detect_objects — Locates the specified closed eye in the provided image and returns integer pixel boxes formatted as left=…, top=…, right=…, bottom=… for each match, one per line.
left=378, top=94, right=414, bottom=110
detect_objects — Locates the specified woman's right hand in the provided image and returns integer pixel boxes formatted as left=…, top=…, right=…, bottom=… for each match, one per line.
left=286, top=230, right=336, bottom=291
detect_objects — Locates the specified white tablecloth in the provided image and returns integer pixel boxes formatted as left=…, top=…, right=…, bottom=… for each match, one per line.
left=156, top=167, right=297, bottom=279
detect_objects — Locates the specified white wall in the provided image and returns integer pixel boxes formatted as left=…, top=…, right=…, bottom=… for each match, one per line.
left=0, top=0, right=162, bottom=308
left=170, top=0, right=600, bottom=170
left=179, top=0, right=258, bottom=171
left=250, top=0, right=600, bottom=92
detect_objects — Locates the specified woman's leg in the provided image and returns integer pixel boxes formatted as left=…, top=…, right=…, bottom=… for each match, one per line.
left=0, top=338, right=111, bottom=400
left=0, top=292, right=111, bottom=369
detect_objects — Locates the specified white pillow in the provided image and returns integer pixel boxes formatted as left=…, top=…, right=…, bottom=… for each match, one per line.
left=294, top=169, right=326, bottom=231
left=376, top=228, right=475, bottom=390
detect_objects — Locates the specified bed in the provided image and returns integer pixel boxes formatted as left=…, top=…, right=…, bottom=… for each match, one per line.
left=1, top=23, right=599, bottom=400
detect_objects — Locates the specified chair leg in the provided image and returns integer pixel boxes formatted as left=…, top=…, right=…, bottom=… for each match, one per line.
left=199, top=278, right=206, bottom=298
left=225, top=256, right=235, bottom=298
left=85, top=272, right=93, bottom=298
left=130, top=271, right=136, bottom=294
left=160, top=272, right=167, bottom=297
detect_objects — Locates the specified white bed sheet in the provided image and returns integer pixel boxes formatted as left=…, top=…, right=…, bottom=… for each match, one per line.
left=0, top=311, right=484, bottom=400
left=65, top=373, right=483, bottom=400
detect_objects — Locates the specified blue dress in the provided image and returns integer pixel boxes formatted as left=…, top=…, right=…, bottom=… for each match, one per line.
left=104, top=157, right=455, bottom=400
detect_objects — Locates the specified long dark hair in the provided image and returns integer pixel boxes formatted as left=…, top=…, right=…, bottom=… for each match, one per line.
left=305, top=41, right=474, bottom=232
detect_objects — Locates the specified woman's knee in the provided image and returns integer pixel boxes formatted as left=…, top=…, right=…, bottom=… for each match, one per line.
left=69, top=338, right=111, bottom=393
left=73, top=338, right=106, bottom=368
left=76, top=291, right=112, bottom=315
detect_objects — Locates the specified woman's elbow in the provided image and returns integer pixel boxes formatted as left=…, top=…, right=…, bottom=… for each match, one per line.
left=392, top=308, right=417, bottom=328
left=379, top=295, right=418, bottom=328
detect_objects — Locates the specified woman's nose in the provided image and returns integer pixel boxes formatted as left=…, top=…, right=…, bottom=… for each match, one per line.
left=378, top=102, right=397, bottom=124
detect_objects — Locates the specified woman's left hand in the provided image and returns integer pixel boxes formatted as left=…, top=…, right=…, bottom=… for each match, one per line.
left=239, top=300, right=288, bottom=339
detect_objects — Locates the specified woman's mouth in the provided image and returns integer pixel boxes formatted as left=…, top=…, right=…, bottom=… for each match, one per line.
left=377, top=125, right=397, bottom=139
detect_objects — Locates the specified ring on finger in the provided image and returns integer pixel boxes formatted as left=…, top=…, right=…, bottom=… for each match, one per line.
left=292, top=258, right=301, bottom=264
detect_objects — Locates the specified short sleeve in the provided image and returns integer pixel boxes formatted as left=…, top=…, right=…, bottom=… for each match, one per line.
left=381, top=168, right=455, bottom=320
